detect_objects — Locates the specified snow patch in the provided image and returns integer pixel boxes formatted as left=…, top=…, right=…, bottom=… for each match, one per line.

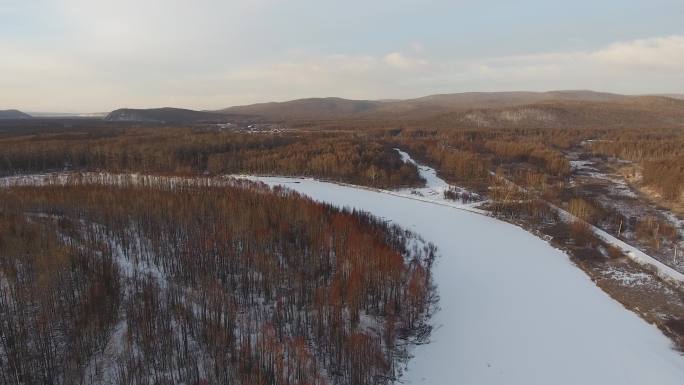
left=555, top=209, right=684, bottom=287
left=570, top=160, right=598, bottom=171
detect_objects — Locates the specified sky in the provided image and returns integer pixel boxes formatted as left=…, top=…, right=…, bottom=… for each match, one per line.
left=1, top=0, right=684, bottom=112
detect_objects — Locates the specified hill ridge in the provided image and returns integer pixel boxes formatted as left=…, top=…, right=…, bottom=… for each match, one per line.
left=0, top=109, right=32, bottom=119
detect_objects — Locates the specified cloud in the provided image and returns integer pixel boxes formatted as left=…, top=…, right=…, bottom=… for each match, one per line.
left=442, top=35, right=684, bottom=93
left=383, top=52, right=429, bottom=70
left=216, top=52, right=432, bottom=104
left=485, top=35, right=684, bottom=73
left=2, top=27, right=684, bottom=111
left=592, top=35, right=684, bottom=70
left=225, top=51, right=430, bottom=89
left=219, top=36, right=684, bottom=104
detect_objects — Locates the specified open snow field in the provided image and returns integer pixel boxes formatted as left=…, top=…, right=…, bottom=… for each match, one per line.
left=252, top=173, right=684, bottom=384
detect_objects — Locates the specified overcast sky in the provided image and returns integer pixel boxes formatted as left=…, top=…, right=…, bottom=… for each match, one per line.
left=2, top=0, right=684, bottom=112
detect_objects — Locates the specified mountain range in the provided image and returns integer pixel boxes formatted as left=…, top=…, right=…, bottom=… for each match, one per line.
left=13, top=90, right=684, bottom=128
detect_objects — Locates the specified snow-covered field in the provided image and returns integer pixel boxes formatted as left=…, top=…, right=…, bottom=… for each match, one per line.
left=251, top=159, right=684, bottom=384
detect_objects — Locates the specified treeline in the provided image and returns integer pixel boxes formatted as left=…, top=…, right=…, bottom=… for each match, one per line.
left=643, top=156, right=684, bottom=200
left=388, top=127, right=574, bottom=194
left=0, top=127, right=422, bottom=188
left=204, top=137, right=420, bottom=187
left=0, top=122, right=585, bottom=194
left=0, top=177, right=436, bottom=385
left=589, top=128, right=684, bottom=202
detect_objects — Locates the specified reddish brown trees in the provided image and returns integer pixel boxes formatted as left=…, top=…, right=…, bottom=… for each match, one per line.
left=0, top=177, right=435, bottom=385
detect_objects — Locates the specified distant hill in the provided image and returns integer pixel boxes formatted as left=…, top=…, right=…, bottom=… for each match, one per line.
left=105, top=91, right=684, bottom=128
left=656, top=94, right=684, bottom=100
left=217, top=91, right=684, bottom=128
left=220, top=97, right=382, bottom=120
left=219, top=91, right=636, bottom=121
left=424, top=96, right=684, bottom=129
left=0, top=109, right=32, bottom=120
left=105, top=107, right=240, bottom=124
left=29, top=111, right=108, bottom=118
left=384, top=90, right=628, bottom=112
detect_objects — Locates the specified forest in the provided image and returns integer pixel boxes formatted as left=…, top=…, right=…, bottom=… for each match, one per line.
left=2, top=120, right=683, bottom=239
left=589, top=128, right=684, bottom=202
left=0, top=126, right=422, bottom=189
left=2, top=120, right=683, bottom=205
left=0, top=176, right=436, bottom=385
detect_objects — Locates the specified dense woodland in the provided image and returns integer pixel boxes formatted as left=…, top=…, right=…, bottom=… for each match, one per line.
left=2, top=120, right=683, bottom=243
left=388, top=127, right=575, bottom=193
left=589, top=128, right=684, bottom=201
left=2, top=120, right=682, bottom=204
left=0, top=176, right=435, bottom=385
left=387, top=125, right=682, bottom=207
left=2, top=121, right=682, bottom=244
left=0, top=127, right=422, bottom=189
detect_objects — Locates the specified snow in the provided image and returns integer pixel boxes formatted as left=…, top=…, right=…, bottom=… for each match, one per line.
left=603, top=268, right=653, bottom=286
left=396, top=149, right=450, bottom=192
left=483, top=152, right=683, bottom=285
left=594, top=225, right=684, bottom=285
left=393, top=149, right=485, bottom=210
left=249, top=158, right=684, bottom=384
left=583, top=170, right=639, bottom=198
left=661, top=211, right=684, bottom=255
left=82, top=319, right=128, bottom=384
left=555, top=208, right=684, bottom=287
left=566, top=153, right=636, bottom=198
left=569, top=159, right=597, bottom=171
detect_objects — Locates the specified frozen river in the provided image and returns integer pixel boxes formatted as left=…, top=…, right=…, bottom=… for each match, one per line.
left=251, top=156, right=684, bottom=385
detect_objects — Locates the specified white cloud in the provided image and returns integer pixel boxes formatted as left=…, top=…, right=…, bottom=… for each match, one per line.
left=2, top=30, right=684, bottom=111
left=417, top=36, right=682, bottom=95
left=483, top=35, right=684, bottom=74
left=218, top=36, right=684, bottom=104
left=383, top=52, right=429, bottom=70
left=215, top=52, right=433, bottom=104
left=592, top=35, right=684, bottom=70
